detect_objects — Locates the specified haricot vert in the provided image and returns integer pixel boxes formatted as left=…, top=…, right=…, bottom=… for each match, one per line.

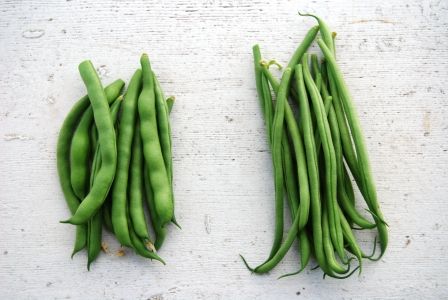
left=241, top=12, right=387, bottom=279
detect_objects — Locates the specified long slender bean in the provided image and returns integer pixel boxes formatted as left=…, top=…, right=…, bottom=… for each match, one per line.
left=295, top=64, right=328, bottom=271
left=302, top=55, right=345, bottom=262
left=318, top=39, right=388, bottom=258
left=258, top=63, right=312, bottom=273
left=320, top=75, right=375, bottom=229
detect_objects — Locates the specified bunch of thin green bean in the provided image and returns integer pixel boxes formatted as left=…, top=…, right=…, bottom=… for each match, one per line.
left=241, top=14, right=388, bottom=279
left=57, top=54, right=177, bottom=269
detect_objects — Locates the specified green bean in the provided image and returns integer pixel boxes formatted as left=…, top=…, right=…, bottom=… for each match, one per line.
left=61, top=61, right=118, bottom=225
left=326, top=64, right=363, bottom=194
left=302, top=55, right=345, bottom=262
left=313, top=95, right=333, bottom=156
left=70, top=109, right=93, bottom=200
left=320, top=76, right=375, bottom=230
left=266, top=69, right=311, bottom=232
left=154, top=75, right=178, bottom=227
left=86, top=210, right=102, bottom=270
left=111, top=69, right=142, bottom=247
left=278, top=231, right=312, bottom=279
left=253, top=45, right=287, bottom=261
left=129, top=123, right=150, bottom=240
left=154, top=75, right=172, bottom=180
left=286, top=26, right=320, bottom=69
left=258, top=26, right=319, bottom=107
left=298, top=12, right=335, bottom=54
left=311, top=54, right=320, bottom=80
left=57, top=79, right=124, bottom=257
left=343, top=166, right=355, bottom=206
left=338, top=206, right=363, bottom=273
left=241, top=68, right=292, bottom=271
left=295, top=64, right=327, bottom=271
left=322, top=194, right=349, bottom=274
left=253, top=45, right=273, bottom=141
left=70, top=90, right=122, bottom=201
left=258, top=63, right=311, bottom=273
left=129, top=222, right=165, bottom=264
left=269, top=68, right=292, bottom=257
left=282, top=137, right=300, bottom=225
left=166, top=96, right=175, bottom=114
left=91, top=98, right=123, bottom=233
left=143, top=165, right=167, bottom=250
left=246, top=100, right=311, bottom=273
left=139, top=54, right=173, bottom=227
left=318, top=39, right=388, bottom=258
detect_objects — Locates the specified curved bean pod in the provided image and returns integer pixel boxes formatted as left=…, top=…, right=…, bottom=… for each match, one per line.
left=70, top=108, right=93, bottom=199
left=61, top=61, right=118, bottom=225
left=57, top=79, right=124, bottom=256
left=91, top=97, right=123, bottom=234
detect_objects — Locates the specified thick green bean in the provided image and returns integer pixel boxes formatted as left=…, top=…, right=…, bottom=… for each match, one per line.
left=318, top=39, right=388, bottom=258
left=57, top=79, right=124, bottom=256
left=139, top=54, right=173, bottom=227
left=129, top=123, right=150, bottom=240
left=70, top=109, right=93, bottom=200
left=166, top=96, right=175, bottom=113
left=111, top=69, right=142, bottom=247
left=143, top=165, right=167, bottom=250
left=154, top=75, right=178, bottom=227
left=129, top=223, right=165, bottom=264
left=91, top=98, right=123, bottom=233
left=87, top=210, right=102, bottom=270
left=62, top=61, right=118, bottom=225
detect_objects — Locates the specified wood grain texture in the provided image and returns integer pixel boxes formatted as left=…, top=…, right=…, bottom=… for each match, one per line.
left=0, top=0, right=447, bottom=299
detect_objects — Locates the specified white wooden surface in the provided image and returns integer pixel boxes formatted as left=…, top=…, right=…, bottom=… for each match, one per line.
left=1, top=0, right=447, bottom=299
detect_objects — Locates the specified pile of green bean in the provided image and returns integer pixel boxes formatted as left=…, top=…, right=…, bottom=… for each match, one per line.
left=241, top=14, right=388, bottom=279
left=57, top=54, right=177, bottom=269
